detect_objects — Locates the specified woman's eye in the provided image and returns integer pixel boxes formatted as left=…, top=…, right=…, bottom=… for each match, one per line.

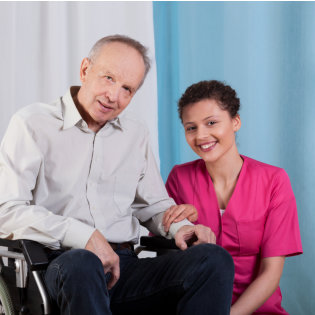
left=207, top=121, right=216, bottom=126
left=186, top=126, right=196, bottom=132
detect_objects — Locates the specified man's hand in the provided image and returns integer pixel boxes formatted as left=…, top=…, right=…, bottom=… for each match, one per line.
left=85, top=230, right=120, bottom=289
left=163, top=204, right=198, bottom=233
left=175, top=224, right=216, bottom=250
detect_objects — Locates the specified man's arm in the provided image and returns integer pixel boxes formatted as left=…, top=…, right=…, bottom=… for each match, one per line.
left=131, top=131, right=177, bottom=230
left=129, top=130, right=216, bottom=246
left=0, top=114, right=95, bottom=248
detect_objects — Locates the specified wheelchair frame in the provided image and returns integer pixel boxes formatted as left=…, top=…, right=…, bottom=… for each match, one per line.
left=0, top=239, right=51, bottom=315
left=0, top=236, right=178, bottom=315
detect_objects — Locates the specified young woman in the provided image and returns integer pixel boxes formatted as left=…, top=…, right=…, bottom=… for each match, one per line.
left=163, top=80, right=303, bottom=315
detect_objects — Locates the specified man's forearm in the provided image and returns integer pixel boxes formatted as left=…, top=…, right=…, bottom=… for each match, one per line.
left=0, top=202, right=95, bottom=249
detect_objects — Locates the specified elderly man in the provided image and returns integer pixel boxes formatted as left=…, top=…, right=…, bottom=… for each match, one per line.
left=0, top=35, right=234, bottom=314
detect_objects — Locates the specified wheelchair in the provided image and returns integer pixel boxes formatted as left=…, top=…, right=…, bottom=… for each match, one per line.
left=0, top=236, right=178, bottom=315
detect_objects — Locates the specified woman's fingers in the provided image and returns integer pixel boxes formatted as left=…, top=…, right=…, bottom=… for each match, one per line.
left=163, top=204, right=198, bottom=232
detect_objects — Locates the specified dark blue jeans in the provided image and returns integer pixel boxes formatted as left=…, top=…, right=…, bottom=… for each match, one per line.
left=44, top=244, right=234, bottom=315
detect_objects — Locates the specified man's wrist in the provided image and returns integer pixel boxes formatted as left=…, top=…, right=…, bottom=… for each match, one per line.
left=169, top=220, right=193, bottom=238
left=63, top=218, right=96, bottom=249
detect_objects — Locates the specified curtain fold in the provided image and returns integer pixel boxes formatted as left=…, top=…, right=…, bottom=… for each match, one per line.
left=0, top=1, right=159, bottom=163
left=154, top=2, right=315, bottom=314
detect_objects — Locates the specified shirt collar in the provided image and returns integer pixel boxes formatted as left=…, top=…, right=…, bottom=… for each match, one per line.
left=108, top=116, right=123, bottom=130
left=61, top=86, right=124, bottom=131
left=62, top=87, right=83, bottom=130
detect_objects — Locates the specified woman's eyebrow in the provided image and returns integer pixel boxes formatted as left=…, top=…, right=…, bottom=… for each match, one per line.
left=203, top=115, right=219, bottom=121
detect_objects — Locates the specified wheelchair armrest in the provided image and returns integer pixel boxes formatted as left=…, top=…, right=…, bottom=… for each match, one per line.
left=20, top=240, right=49, bottom=271
left=0, top=239, right=49, bottom=271
left=140, top=236, right=179, bottom=250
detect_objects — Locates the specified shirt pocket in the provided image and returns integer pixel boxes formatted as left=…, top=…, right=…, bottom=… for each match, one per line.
left=113, top=173, right=138, bottom=217
left=97, top=175, right=119, bottom=213
left=237, top=216, right=266, bottom=256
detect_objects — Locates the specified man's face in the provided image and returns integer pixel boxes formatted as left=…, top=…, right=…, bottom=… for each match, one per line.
left=77, top=42, right=146, bottom=131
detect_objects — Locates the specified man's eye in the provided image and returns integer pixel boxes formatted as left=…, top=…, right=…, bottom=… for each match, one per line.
left=105, top=76, right=113, bottom=81
left=123, top=86, right=131, bottom=94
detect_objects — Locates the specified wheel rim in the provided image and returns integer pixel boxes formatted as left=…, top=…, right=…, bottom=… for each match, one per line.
left=0, top=275, right=14, bottom=315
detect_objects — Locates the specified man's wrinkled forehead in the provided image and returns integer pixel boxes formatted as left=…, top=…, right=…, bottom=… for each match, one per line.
left=91, top=42, right=146, bottom=91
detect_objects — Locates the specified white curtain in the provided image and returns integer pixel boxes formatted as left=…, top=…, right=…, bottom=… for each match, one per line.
left=0, top=1, right=160, bottom=164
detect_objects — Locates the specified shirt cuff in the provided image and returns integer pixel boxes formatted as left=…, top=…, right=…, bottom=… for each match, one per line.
left=63, top=218, right=96, bottom=249
left=168, top=220, right=194, bottom=238
left=156, top=216, right=193, bottom=239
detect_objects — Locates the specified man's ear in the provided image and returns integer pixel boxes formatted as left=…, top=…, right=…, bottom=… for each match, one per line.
left=80, top=58, right=91, bottom=83
left=233, top=114, right=241, bottom=132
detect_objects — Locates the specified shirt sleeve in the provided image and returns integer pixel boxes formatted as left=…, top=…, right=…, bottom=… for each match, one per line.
left=0, top=114, right=95, bottom=249
left=131, top=131, right=185, bottom=235
left=143, top=211, right=192, bottom=239
left=261, top=168, right=303, bottom=258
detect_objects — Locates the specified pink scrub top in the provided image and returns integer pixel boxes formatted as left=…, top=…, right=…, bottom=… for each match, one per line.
left=166, top=155, right=303, bottom=314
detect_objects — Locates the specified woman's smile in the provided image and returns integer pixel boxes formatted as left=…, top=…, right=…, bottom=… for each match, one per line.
left=198, top=141, right=218, bottom=152
left=182, top=99, right=240, bottom=164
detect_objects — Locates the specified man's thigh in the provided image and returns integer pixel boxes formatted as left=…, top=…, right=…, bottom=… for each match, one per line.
left=110, top=244, right=221, bottom=315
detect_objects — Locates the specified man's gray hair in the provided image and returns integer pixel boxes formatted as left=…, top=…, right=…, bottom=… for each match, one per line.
left=88, top=35, right=151, bottom=85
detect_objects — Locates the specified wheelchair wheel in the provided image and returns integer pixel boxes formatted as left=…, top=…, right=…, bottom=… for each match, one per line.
left=0, top=275, right=14, bottom=315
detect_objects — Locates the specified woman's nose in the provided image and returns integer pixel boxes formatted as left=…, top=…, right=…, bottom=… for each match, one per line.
left=196, top=126, right=208, bottom=140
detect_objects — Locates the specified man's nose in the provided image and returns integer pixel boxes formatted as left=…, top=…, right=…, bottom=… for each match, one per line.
left=105, top=84, right=120, bottom=103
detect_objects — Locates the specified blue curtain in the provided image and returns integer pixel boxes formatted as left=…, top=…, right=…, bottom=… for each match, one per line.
left=153, top=2, right=315, bottom=314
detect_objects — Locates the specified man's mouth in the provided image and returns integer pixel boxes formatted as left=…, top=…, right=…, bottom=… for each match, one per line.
left=97, top=100, right=114, bottom=112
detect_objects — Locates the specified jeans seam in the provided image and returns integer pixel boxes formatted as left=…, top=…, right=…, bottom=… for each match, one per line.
left=50, top=263, right=71, bottom=315
left=182, top=254, right=210, bottom=291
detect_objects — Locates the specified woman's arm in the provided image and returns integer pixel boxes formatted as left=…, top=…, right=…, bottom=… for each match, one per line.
left=230, top=256, right=285, bottom=315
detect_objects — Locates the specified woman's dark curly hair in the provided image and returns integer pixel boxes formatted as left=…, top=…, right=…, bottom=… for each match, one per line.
left=178, top=80, right=240, bottom=122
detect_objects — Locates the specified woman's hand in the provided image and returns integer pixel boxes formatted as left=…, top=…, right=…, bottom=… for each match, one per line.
left=163, top=204, right=198, bottom=233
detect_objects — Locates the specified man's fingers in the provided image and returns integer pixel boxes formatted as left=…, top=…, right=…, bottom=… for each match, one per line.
left=85, top=230, right=121, bottom=290
left=193, top=228, right=216, bottom=245
left=175, top=238, right=188, bottom=251
left=175, top=227, right=197, bottom=250
left=107, top=263, right=120, bottom=290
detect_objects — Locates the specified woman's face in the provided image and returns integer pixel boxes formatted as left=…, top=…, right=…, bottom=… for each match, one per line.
left=182, top=98, right=241, bottom=164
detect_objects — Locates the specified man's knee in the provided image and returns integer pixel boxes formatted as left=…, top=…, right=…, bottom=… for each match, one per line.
left=200, top=244, right=234, bottom=270
left=186, top=244, right=234, bottom=281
